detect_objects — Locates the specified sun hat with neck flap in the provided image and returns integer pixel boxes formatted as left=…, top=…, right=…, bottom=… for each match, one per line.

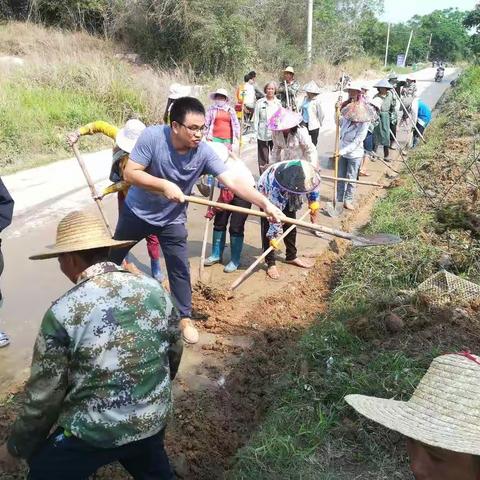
left=345, top=352, right=480, bottom=456
left=30, top=211, right=136, bottom=260
left=373, top=78, right=394, bottom=90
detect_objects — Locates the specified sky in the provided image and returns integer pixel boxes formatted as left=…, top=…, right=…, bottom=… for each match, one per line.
left=380, top=0, right=477, bottom=23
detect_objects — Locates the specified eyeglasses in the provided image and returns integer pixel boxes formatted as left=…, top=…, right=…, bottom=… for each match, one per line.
left=177, top=122, right=207, bottom=135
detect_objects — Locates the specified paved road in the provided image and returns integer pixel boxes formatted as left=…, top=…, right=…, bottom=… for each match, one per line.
left=0, top=67, right=458, bottom=392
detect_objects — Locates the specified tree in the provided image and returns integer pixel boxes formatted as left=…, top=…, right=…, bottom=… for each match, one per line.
left=464, top=4, right=480, bottom=59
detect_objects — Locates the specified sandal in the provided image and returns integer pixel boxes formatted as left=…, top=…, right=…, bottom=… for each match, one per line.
left=267, top=265, right=280, bottom=279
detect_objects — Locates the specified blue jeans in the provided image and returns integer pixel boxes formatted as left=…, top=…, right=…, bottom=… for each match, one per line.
left=111, top=204, right=191, bottom=317
left=337, top=155, right=362, bottom=202
left=28, top=428, right=174, bottom=480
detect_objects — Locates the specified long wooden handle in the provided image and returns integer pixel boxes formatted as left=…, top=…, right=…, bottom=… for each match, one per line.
left=322, top=175, right=384, bottom=187
left=333, top=101, right=341, bottom=205
left=72, top=144, right=113, bottom=235
left=198, top=183, right=215, bottom=281
left=185, top=195, right=354, bottom=241
left=230, top=210, right=310, bottom=291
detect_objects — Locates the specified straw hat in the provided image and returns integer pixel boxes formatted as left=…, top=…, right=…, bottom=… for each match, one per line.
left=341, top=100, right=374, bottom=123
left=209, top=88, right=230, bottom=101
left=346, top=353, right=480, bottom=456
left=30, top=211, right=136, bottom=260
left=373, top=78, right=393, bottom=90
left=116, top=119, right=146, bottom=154
left=344, top=82, right=363, bottom=93
left=284, top=66, right=295, bottom=74
left=168, top=83, right=192, bottom=100
left=303, top=80, right=321, bottom=94
left=268, top=107, right=302, bottom=131
left=274, top=160, right=320, bottom=194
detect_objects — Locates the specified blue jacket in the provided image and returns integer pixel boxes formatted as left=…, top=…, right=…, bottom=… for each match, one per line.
left=417, top=100, right=432, bottom=127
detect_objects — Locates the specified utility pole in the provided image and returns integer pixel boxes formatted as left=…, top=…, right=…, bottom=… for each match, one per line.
left=384, top=23, right=390, bottom=68
left=404, top=29, right=413, bottom=67
left=426, top=33, right=432, bottom=62
left=307, top=0, right=313, bottom=68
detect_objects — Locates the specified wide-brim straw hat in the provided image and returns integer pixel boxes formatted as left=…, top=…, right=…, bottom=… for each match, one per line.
left=284, top=66, right=295, bottom=74
left=116, top=119, right=146, bottom=153
left=30, top=211, right=136, bottom=260
left=303, top=80, right=321, bottom=94
left=209, top=88, right=230, bottom=101
left=268, top=107, right=302, bottom=131
left=373, top=78, right=394, bottom=90
left=344, top=82, right=364, bottom=93
left=346, top=353, right=480, bottom=456
left=341, top=100, right=374, bottom=123
left=274, top=160, right=320, bottom=194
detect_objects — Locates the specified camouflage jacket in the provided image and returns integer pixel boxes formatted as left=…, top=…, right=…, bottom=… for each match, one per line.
left=7, top=262, right=180, bottom=459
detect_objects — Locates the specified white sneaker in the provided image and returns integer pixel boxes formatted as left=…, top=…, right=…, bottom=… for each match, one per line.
left=0, top=331, right=10, bottom=348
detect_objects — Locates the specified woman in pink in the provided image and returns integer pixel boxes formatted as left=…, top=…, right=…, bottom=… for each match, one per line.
left=205, top=88, right=240, bottom=150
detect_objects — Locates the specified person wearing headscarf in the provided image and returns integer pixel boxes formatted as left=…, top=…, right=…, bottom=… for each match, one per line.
left=300, top=81, right=325, bottom=146
left=346, top=352, right=480, bottom=480
left=204, top=88, right=240, bottom=150
left=269, top=107, right=318, bottom=168
left=203, top=143, right=255, bottom=273
left=258, top=160, right=320, bottom=279
left=373, top=78, right=396, bottom=160
left=253, top=81, right=282, bottom=173
left=337, top=92, right=372, bottom=210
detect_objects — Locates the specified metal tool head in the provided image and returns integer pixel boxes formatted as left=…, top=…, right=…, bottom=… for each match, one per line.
left=325, top=201, right=344, bottom=217
left=351, top=233, right=402, bottom=247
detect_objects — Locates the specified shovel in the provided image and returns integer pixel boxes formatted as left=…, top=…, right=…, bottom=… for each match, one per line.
left=326, top=100, right=344, bottom=217
left=185, top=195, right=401, bottom=247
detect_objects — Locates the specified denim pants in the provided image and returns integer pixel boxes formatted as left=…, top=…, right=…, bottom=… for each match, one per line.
left=110, top=204, right=191, bottom=317
left=28, top=428, right=174, bottom=480
left=337, top=155, right=362, bottom=202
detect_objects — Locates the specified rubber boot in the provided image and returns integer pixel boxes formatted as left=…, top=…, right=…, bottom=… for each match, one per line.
left=204, top=230, right=226, bottom=266
left=150, top=258, right=165, bottom=282
left=224, top=235, right=244, bottom=273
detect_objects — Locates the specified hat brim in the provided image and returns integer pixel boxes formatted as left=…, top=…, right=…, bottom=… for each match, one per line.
left=30, top=239, right=137, bottom=260
left=116, top=130, right=137, bottom=154
left=209, top=92, right=230, bottom=101
left=345, top=394, right=480, bottom=456
left=273, top=160, right=321, bottom=194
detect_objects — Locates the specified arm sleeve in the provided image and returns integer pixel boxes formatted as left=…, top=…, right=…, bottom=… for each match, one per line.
left=252, top=100, right=261, bottom=136
left=129, top=129, right=153, bottom=168
left=231, top=109, right=240, bottom=139
left=316, top=100, right=325, bottom=127
left=0, top=178, right=14, bottom=232
left=78, top=121, right=119, bottom=141
left=299, top=128, right=319, bottom=168
left=339, top=123, right=369, bottom=157
left=7, top=310, right=69, bottom=459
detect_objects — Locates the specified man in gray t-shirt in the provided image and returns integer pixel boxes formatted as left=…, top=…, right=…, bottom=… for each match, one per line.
left=111, top=97, right=281, bottom=344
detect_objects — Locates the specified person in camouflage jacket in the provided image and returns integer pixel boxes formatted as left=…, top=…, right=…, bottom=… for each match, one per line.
left=0, top=210, right=182, bottom=479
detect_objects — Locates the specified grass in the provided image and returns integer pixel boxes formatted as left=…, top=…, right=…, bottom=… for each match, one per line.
left=228, top=67, right=480, bottom=479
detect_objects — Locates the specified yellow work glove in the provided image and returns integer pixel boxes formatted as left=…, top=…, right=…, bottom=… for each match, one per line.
left=269, top=238, right=281, bottom=250
left=309, top=201, right=320, bottom=214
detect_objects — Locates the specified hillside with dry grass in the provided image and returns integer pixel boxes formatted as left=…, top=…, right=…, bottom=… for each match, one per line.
left=0, top=22, right=189, bottom=172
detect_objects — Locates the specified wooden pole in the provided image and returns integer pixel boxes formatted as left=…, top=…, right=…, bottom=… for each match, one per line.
left=404, top=29, right=414, bottom=67
left=72, top=144, right=113, bottom=235
left=333, top=101, right=341, bottom=207
left=384, top=23, right=390, bottom=68
left=184, top=195, right=356, bottom=241
left=230, top=210, right=310, bottom=291
left=198, top=181, right=215, bottom=282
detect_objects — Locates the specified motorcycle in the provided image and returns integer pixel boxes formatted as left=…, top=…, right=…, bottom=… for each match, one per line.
left=435, top=67, right=445, bottom=82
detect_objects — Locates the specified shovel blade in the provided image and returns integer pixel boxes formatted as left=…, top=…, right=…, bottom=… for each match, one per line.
left=325, top=202, right=344, bottom=217
left=352, top=233, right=403, bottom=247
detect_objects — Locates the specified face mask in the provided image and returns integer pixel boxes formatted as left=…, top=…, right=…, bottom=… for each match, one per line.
left=215, top=100, right=226, bottom=107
